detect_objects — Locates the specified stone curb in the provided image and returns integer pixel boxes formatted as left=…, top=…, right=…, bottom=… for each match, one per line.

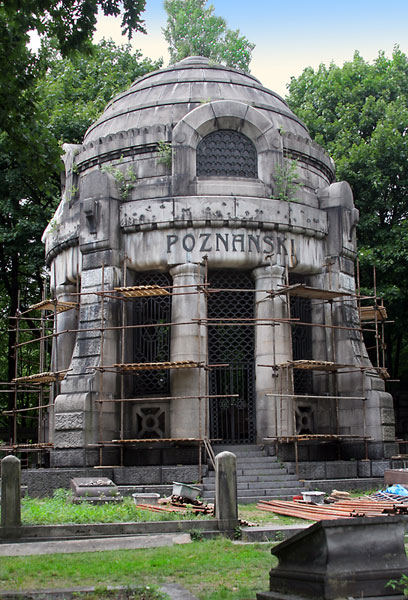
left=0, top=583, right=199, bottom=600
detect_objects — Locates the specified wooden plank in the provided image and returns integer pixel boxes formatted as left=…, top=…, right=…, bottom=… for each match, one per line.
left=114, top=285, right=170, bottom=297
left=113, top=361, right=201, bottom=371
left=359, top=305, right=387, bottom=321
left=29, top=299, right=78, bottom=313
left=12, top=371, right=67, bottom=384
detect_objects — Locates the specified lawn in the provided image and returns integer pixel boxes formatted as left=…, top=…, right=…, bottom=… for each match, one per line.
left=16, top=489, right=305, bottom=526
left=0, top=538, right=276, bottom=600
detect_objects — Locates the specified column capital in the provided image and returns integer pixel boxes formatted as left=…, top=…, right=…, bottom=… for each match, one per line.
left=252, top=264, right=286, bottom=284
left=170, top=262, right=205, bottom=280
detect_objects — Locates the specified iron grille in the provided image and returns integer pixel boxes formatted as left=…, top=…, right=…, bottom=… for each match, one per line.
left=208, top=270, right=256, bottom=443
left=197, top=130, right=258, bottom=178
left=131, top=272, right=171, bottom=395
left=290, top=294, right=313, bottom=396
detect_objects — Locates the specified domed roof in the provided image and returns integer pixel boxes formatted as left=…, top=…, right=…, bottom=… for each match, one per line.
left=84, top=56, right=310, bottom=143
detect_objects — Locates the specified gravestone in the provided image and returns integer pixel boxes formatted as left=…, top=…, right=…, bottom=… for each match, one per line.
left=257, top=516, right=408, bottom=599
left=1, top=455, right=21, bottom=531
left=215, top=451, right=239, bottom=531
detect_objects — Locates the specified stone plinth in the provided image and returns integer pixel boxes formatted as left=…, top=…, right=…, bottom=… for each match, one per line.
left=257, top=516, right=408, bottom=599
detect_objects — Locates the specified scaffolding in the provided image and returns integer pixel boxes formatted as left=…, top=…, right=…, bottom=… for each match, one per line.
left=0, top=258, right=391, bottom=474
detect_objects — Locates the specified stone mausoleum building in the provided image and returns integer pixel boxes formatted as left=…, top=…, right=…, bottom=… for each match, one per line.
left=42, top=56, right=396, bottom=472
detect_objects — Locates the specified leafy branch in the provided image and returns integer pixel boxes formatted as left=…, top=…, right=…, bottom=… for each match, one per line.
left=272, top=159, right=303, bottom=202
left=157, top=141, right=172, bottom=168
left=101, top=159, right=137, bottom=200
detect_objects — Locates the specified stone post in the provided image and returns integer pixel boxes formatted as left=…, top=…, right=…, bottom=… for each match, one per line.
left=1, top=455, right=21, bottom=532
left=215, top=451, right=239, bottom=531
left=253, top=265, right=293, bottom=439
left=169, top=263, right=207, bottom=438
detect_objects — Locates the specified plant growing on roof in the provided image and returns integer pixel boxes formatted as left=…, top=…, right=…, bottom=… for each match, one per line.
left=157, top=140, right=173, bottom=168
left=272, top=159, right=303, bottom=202
left=101, top=158, right=137, bottom=200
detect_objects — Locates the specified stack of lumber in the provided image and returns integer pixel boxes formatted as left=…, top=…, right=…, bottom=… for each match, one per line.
left=257, top=497, right=408, bottom=521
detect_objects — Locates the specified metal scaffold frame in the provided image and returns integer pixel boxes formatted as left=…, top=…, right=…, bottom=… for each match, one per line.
left=0, top=258, right=391, bottom=473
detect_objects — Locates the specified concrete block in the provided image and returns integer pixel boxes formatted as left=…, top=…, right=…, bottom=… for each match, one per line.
left=371, top=460, right=391, bottom=477
left=298, top=462, right=326, bottom=480
left=113, top=467, right=162, bottom=485
left=162, top=466, right=207, bottom=484
left=357, top=460, right=371, bottom=478
left=325, top=461, right=357, bottom=479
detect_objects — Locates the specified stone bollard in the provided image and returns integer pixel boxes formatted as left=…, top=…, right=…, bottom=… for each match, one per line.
left=1, top=455, right=21, bottom=534
left=215, top=451, right=239, bottom=532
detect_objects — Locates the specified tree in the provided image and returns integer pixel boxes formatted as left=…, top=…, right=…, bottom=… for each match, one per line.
left=0, top=1, right=147, bottom=183
left=0, top=40, right=161, bottom=441
left=163, top=0, right=254, bottom=71
left=286, top=48, right=408, bottom=382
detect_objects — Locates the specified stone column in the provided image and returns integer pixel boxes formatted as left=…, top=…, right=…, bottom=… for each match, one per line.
left=253, top=265, right=293, bottom=439
left=53, top=283, right=78, bottom=373
left=215, top=451, right=238, bottom=531
left=1, top=455, right=21, bottom=531
left=169, top=263, right=207, bottom=438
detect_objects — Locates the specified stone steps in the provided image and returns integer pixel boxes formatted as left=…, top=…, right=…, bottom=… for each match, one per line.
left=203, top=444, right=305, bottom=503
left=203, top=479, right=303, bottom=491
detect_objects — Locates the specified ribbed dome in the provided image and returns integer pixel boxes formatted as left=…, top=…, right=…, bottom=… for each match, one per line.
left=84, top=56, right=309, bottom=143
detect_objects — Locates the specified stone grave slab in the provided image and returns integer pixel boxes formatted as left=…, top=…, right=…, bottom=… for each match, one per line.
left=70, top=477, right=122, bottom=504
left=257, top=516, right=408, bottom=599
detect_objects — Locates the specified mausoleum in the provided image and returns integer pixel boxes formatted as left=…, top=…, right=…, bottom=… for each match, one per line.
left=42, top=56, right=396, bottom=469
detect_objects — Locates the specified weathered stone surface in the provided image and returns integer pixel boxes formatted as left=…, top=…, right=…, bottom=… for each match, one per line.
left=357, top=460, right=372, bottom=478
left=257, top=516, right=408, bottom=600
left=325, top=461, right=357, bottom=479
left=215, top=451, right=239, bottom=531
left=54, top=412, right=84, bottom=430
left=371, top=460, right=391, bottom=477
left=113, top=467, right=162, bottom=485
left=1, top=456, right=21, bottom=529
left=41, top=55, right=395, bottom=470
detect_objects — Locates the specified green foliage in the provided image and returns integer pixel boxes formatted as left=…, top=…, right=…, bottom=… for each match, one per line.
left=287, top=48, right=408, bottom=382
left=163, top=0, right=255, bottom=71
left=0, top=39, right=161, bottom=436
left=157, top=141, right=173, bottom=168
left=272, top=159, right=303, bottom=201
left=37, top=39, right=162, bottom=145
left=387, top=574, right=408, bottom=596
left=101, top=159, right=137, bottom=200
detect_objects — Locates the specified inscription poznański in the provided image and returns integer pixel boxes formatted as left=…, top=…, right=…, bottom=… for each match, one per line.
left=166, top=232, right=294, bottom=256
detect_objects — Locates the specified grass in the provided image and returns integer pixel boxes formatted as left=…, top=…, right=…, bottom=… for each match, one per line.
left=17, top=490, right=306, bottom=527
left=0, top=538, right=275, bottom=600
left=20, top=489, right=211, bottom=525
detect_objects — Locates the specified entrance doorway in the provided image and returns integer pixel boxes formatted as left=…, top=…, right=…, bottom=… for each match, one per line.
left=208, top=271, right=256, bottom=443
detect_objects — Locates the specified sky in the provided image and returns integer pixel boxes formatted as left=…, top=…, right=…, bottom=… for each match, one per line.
left=94, top=0, right=408, bottom=97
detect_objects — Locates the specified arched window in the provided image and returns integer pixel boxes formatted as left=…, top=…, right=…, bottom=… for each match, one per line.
left=196, top=130, right=257, bottom=178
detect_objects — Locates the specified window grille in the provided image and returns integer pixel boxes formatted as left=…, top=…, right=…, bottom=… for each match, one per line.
left=197, top=130, right=258, bottom=178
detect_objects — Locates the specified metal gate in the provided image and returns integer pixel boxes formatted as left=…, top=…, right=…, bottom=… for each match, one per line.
left=208, top=271, right=256, bottom=443
left=131, top=272, right=172, bottom=396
